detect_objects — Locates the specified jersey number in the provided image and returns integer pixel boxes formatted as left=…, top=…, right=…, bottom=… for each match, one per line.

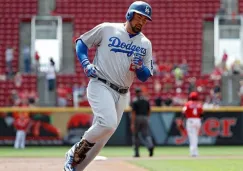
left=193, top=108, right=198, bottom=115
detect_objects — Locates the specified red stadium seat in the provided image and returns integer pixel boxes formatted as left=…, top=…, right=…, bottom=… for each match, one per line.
left=0, top=0, right=38, bottom=106
left=53, top=0, right=221, bottom=106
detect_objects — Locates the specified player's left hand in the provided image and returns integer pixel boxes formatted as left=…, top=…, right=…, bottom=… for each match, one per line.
left=84, top=64, right=98, bottom=78
left=132, top=54, right=143, bottom=69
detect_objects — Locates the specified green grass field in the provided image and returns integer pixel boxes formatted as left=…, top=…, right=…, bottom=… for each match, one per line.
left=132, top=159, right=243, bottom=171
left=0, top=146, right=243, bottom=171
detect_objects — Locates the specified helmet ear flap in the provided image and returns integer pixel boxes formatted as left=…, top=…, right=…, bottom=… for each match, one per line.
left=126, top=11, right=134, bottom=21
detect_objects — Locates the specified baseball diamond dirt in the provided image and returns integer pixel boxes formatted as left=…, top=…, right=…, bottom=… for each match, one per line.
left=1, top=156, right=243, bottom=171
left=0, top=158, right=147, bottom=171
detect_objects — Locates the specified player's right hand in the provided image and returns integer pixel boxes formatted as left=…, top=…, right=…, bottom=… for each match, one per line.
left=84, top=64, right=97, bottom=78
left=132, top=54, right=143, bottom=69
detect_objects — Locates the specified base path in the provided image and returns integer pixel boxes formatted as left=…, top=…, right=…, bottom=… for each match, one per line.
left=86, top=160, right=147, bottom=171
left=0, top=158, right=147, bottom=171
left=1, top=155, right=243, bottom=171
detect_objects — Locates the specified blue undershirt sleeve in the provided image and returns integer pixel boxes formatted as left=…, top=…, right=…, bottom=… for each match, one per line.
left=135, top=65, right=151, bottom=82
left=76, top=39, right=90, bottom=68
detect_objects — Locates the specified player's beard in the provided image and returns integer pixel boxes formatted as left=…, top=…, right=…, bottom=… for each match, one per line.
left=130, top=22, right=141, bottom=33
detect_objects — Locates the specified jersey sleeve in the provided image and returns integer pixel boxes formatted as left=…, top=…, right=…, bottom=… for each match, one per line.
left=182, top=103, right=188, bottom=113
left=143, top=41, right=153, bottom=76
left=182, top=106, right=187, bottom=113
left=77, top=23, right=104, bottom=49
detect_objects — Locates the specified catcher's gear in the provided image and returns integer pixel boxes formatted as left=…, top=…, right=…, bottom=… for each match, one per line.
left=84, top=64, right=98, bottom=78
left=126, top=1, right=152, bottom=21
left=72, top=139, right=95, bottom=167
left=132, top=54, right=143, bottom=69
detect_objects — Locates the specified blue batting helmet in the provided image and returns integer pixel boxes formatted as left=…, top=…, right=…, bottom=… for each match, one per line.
left=126, top=1, right=152, bottom=21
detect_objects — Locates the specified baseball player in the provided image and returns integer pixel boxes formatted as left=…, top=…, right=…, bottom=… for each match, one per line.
left=64, top=1, right=153, bottom=171
left=182, top=92, right=203, bottom=157
left=13, top=114, right=31, bottom=149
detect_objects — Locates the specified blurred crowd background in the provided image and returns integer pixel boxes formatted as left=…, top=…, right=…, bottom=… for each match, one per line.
left=0, top=0, right=243, bottom=109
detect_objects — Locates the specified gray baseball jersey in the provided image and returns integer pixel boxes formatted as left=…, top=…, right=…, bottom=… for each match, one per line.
left=65, top=22, right=154, bottom=171
left=78, top=22, right=153, bottom=87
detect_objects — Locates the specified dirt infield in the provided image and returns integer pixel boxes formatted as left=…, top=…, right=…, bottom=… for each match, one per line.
left=0, top=157, right=147, bottom=171
left=1, top=155, right=243, bottom=171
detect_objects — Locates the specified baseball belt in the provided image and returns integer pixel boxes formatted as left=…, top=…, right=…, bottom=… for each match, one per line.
left=97, top=77, right=129, bottom=94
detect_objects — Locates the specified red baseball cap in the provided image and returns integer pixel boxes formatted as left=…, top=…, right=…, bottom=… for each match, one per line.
left=189, top=92, right=198, bottom=100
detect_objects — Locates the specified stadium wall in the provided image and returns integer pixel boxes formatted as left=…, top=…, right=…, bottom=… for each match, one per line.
left=0, top=107, right=242, bottom=146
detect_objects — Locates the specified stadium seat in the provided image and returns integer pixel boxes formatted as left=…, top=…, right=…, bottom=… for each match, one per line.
left=0, top=0, right=37, bottom=106
left=52, top=0, right=221, bottom=106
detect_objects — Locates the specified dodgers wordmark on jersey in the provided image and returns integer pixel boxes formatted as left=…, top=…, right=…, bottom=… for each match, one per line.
left=77, top=22, right=153, bottom=87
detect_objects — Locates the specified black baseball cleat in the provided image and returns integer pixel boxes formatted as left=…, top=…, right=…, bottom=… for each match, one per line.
left=133, top=154, right=140, bottom=158
left=149, top=147, right=154, bottom=157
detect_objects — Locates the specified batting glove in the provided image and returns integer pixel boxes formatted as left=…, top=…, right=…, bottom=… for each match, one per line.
left=132, top=54, right=143, bottom=69
left=84, top=64, right=98, bottom=78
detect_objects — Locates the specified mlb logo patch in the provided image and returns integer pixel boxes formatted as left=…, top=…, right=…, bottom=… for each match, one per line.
left=145, top=6, right=150, bottom=14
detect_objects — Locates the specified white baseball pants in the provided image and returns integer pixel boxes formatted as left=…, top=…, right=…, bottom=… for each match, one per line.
left=186, top=118, right=201, bottom=156
left=14, top=130, right=26, bottom=149
left=71, top=79, right=128, bottom=171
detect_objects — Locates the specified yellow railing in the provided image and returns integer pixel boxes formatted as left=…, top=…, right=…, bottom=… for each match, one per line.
left=0, top=106, right=243, bottom=113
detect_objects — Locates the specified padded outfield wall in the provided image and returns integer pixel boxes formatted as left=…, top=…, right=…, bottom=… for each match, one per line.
left=0, top=107, right=242, bottom=146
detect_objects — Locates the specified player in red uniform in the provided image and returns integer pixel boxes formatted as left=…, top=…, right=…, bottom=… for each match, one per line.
left=182, top=92, right=203, bottom=157
left=13, top=114, right=31, bottom=149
